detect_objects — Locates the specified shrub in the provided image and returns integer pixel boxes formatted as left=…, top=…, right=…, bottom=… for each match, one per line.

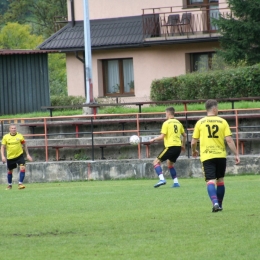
left=150, top=64, right=260, bottom=101
left=50, top=96, right=85, bottom=110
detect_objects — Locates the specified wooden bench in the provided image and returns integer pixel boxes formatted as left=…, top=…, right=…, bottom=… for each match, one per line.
left=41, top=97, right=260, bottom=117
left=238, top=138, right=260, bottom=155
left=27, top=141, right=158, bottom=161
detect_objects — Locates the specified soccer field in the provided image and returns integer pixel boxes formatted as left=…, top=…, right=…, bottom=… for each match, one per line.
left=0, top=175, right=259, bottom=260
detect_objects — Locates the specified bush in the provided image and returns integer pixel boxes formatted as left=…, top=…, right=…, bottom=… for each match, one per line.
left=50, top=96, right=85, bottom=110
left=150, top=64, right=260, bottom=101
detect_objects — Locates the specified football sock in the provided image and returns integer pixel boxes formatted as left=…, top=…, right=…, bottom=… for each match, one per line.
left=207, top=181, right=218, bottom=205
left=7, top=171, right=12, bottom=185
left=154, top=164, right=162, bottom=176
left=168, top=166, right=176, bottom=179
left=19, top=170, right=25, bottom=183
left=216, top=182, right=225, bottom=208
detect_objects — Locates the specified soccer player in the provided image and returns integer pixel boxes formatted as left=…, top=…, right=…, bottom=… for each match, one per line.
left=150, top=107, right=186, bottom=188
left=1, top=124, right=33, bottom=190
left=191, top=99, right=240, bottom=212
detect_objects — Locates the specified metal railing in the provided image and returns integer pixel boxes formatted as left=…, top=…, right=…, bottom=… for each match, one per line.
left=142, top=6, right=231, bottom=40
left=1, top=107, right=260, bottom=161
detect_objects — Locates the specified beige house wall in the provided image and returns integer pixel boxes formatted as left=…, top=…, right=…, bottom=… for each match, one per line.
left=67, top=42, right=219, bottom=101
left=68, top=0, right=228, bottom=21
left=66, top=53, right=85, bottom=96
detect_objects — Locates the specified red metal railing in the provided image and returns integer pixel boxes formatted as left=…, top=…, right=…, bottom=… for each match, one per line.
left=1, top=107, right=260, bottom=162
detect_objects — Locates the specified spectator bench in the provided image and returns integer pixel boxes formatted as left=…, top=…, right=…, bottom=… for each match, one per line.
left=20, top=112, right=260, bottom=135
left=27, top=142, right=156, bottom=161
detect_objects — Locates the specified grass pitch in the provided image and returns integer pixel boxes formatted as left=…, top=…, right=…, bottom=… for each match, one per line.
left=0, top=175, right=259, bottom=260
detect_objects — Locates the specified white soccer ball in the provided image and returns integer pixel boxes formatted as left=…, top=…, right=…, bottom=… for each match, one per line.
left=129, top=135, right=140, bottom=145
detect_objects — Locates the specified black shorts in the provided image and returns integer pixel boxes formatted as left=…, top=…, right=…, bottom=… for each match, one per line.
left=7, top=153, right=25, bottom=171
left=202, top=158, right=226, bottom=181
left=157, top=146, right=181, bottom=163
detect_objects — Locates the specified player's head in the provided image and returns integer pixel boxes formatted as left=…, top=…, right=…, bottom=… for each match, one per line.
left=9, top=124, right=17, bottom=136
left=165, top=107, right=175, bottom=119
left=205, top=99, right=218, bottom=115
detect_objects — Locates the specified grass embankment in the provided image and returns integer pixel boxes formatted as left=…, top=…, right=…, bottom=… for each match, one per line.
left=1, top=101, right=260, bottom=119
left=0, top=176, right=259, bottom=260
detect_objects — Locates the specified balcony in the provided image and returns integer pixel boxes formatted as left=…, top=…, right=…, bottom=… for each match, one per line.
left=142, top=6, right=230, bottom=42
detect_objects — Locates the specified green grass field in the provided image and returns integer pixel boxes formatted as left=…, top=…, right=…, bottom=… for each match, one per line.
left=1, top=101, right=260, bottom=119
left=1, top=176, right=259, bottom=260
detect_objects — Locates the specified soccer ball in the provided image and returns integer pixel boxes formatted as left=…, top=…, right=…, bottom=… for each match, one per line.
left=129, top=135, right=140, bottom=145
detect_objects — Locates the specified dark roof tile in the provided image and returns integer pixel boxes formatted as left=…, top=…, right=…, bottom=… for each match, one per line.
left=38, top=15, right=147, bottom=50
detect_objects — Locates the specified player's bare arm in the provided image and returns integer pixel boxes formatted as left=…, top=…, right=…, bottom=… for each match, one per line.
left=22, top=142, right=33, bottom=162
left=225, top=136, right=240, bottom=164
left=1, top=144, right=6, bottom=163
left=150, top=134, right=165, bottom=143
left=181, top=133, right=187, bottom=152
left=191, top=138, right=199, bottom=158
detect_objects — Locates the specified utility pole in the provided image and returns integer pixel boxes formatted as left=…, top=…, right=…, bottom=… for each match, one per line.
left=83, top=0, right=93, bottom=103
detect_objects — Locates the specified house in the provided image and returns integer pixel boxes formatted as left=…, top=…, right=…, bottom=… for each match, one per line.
left=39, top=0, right=229, bottom=103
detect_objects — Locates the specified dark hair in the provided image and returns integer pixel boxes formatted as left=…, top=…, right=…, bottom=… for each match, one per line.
left=205, top=99, right=218, bottom=111
left=166, top=107, right=175, bottom=115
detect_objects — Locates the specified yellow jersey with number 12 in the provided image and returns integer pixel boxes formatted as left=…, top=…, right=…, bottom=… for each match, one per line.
left=161, top=118, right=184, bottom=147
left=192, top=116, right=232, bottom=162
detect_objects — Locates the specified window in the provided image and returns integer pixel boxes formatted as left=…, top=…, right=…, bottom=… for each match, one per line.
left=103, top=58, right=134, bottom=96
left=187, top=0, right=218, bottom=5
left=191, top=52, right=215, bottom=72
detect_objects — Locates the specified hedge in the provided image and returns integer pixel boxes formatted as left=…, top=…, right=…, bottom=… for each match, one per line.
left=150, top=64, right=260, bottom=101
left=50, top=95, right=85, bottom=110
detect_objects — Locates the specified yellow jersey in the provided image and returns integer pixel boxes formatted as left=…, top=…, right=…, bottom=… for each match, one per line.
left=192, top=116, right=232, bottom=162
left=161, top=118, right=185, bottom=147
left=1, top=132, right=25, bottom=159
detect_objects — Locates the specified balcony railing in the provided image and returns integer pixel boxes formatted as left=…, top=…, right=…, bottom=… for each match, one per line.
left=142, top=6, right=231, bottom=40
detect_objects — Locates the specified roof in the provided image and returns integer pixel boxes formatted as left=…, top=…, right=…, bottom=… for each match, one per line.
left=0, top=49, right=58, bottom=55
left=38, top=15, right=145, bottom=51
left=38, top=14, right=219, bottom=52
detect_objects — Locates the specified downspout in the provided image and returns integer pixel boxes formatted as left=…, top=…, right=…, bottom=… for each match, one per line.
left=75, top=52, right=86, bottom=97
left=70, top=0, right=75, bottom=27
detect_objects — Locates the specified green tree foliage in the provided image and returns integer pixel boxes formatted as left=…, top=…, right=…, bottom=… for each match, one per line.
left=214, top=0, right=260, bottom=65
left=48, top=53, right=67, bottom=96
left=0, top=0, right=10, bottom=15
left=0, top=0, right=67, bottom=37
left=0, top=22, right=43, bottom=48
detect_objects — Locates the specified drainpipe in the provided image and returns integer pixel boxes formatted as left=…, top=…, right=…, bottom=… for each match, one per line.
left=75, top=51, right=86, bottom=97
left=70, top=0, right=75, bottom=27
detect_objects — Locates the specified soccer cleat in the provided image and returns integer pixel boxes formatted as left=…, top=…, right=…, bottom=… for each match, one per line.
left=154, top=180, right=166, bottom=188
left=171, top=183, right=180, bottom=188
left=212, top=203, right=220, bottom=213
left=6, top=185, right=12, bottom=190
left=18, top=184, right=25, bottom=189
left=218, top=207, right=223, bottom=211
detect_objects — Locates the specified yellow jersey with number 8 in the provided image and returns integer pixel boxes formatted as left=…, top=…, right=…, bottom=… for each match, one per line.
left=161, top=118, right=185, bottom=147
left=192, top=116, right=232, bottom=162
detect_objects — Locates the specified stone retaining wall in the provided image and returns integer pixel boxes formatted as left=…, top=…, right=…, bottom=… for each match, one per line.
left=0, top=156, right=259, bottom=184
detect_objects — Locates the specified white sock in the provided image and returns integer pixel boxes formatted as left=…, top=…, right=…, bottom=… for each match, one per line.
left=159, top=174, right=165, bottom=181
left=174, top=178, right=179, bottom=184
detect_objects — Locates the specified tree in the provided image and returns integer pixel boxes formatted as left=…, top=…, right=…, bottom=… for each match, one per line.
left=0, top=0, right=67, bottom=37
left=48, top=53, right=68, bottom=96
left=0, top=0, right=10, bottom=15
left=214, top=0, right=260, bottom=65
left=0, top=22, right=43, bottom=49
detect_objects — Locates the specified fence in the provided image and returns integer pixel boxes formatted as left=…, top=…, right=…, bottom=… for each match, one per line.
left=1, top=107, right=260, bottom=161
